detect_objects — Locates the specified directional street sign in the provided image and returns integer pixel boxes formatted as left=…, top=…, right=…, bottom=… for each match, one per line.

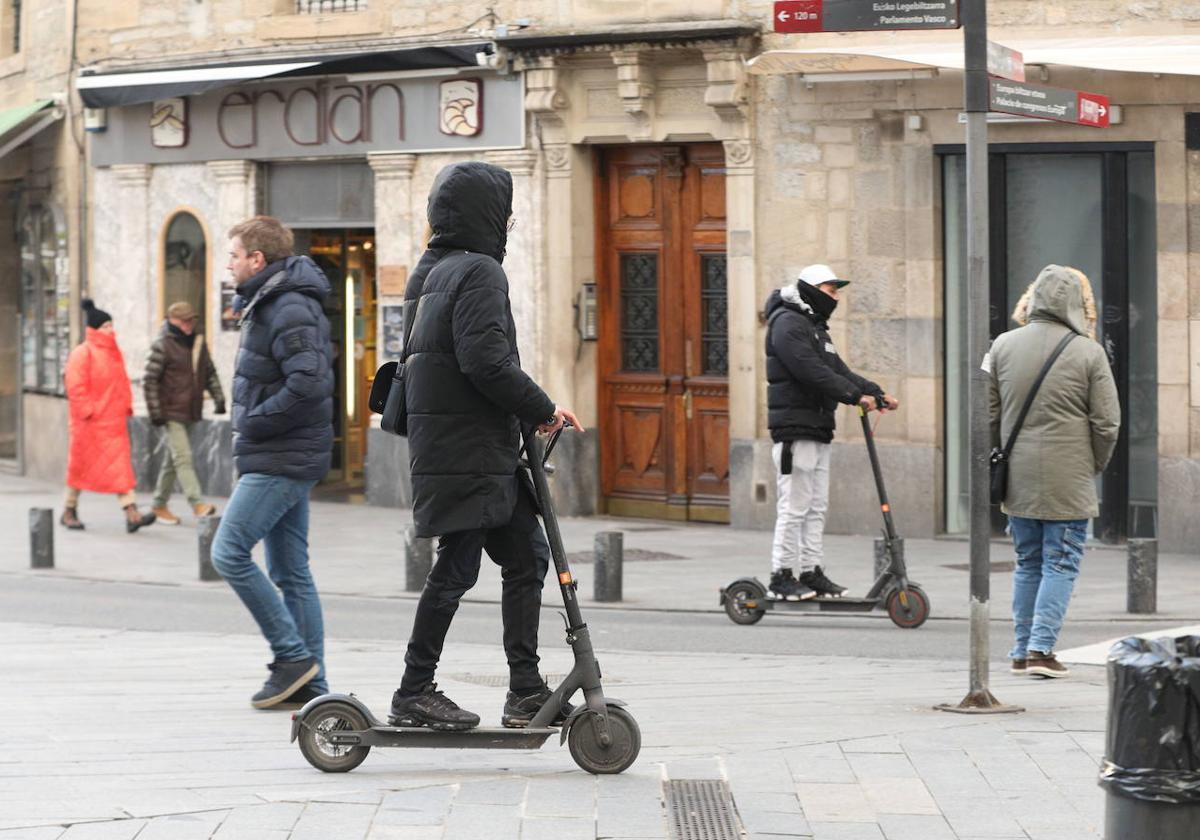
left=989, top=78, right=1110, bottom=127
left=773, top=0, right=961, bottom=34
left=986, top=40, right=1024, bottom=82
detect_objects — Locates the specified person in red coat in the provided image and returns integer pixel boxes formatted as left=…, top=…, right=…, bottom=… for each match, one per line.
left=60, top=300, right=156, bottom=533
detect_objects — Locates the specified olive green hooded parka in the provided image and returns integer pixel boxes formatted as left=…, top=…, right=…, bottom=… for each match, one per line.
left=987, top=264, right=1121, bottom=520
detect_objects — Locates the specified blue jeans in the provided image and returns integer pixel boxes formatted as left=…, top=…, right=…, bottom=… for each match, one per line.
left=1008, top=516, right=1088, bottom=658
left=212, top=473, right=326, bottom=692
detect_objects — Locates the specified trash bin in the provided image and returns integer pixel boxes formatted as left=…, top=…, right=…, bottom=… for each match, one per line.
left=1100, top=636, right=1200, bottom=839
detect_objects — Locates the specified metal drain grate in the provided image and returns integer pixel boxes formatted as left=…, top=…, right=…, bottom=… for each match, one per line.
left=664, top=779, right=742, bottom=840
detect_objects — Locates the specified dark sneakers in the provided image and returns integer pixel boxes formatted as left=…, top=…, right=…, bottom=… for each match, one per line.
left=272, top=683, right=327, bottom=711
left=1026, top=651, right=1069, bottom=678
left=769, top=568, right=816, bottom=601
left=502, top=681, right=575, bottom=728
left=389, top=683, right=481, bottom=730
left=251, top=657, right=320, bottom=709
left=800, top=566, right=849, bottom=598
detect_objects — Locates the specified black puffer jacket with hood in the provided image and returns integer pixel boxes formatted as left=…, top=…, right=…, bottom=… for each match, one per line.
left=764, top=282, right=882, bottom=444
left=232, top=255, right=334, bottom=481
left=403, top=161, right=555, bottom=538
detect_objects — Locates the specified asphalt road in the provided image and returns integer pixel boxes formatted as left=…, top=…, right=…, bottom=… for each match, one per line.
left=0, top=573, right=1176, bottom=664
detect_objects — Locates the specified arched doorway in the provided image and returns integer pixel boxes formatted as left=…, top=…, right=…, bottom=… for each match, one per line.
left=161, top=210, right=208, bottom=333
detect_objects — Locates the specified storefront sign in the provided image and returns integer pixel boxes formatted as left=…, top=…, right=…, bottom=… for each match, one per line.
left=986, top=41, right=1024, bottom=83
left=377, top=265, right=408, bottom=297
left=773, top=0, right=960, bottom=33
left=91, top=72, right=523, bottom=166
left=989, top=79, right=1110, bottom=127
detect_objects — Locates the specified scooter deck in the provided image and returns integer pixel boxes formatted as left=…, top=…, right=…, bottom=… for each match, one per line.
left=751, top=595, right=879, bottom=613
left=325, top=724, right=558, bottom=751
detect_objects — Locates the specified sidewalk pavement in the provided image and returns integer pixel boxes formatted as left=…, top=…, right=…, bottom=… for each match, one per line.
left=4, top=619, right=1114, bottom=840
left=2, top=471, right=1197, bottom=624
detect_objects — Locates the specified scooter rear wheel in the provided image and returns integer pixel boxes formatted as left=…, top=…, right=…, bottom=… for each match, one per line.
left=886, top=584, right=930, bottom=629
left=567, top=704, right=641, bottom=775
left=724, top=580, right=766, bottom=625
left=297, top=701, right=371, bottom=773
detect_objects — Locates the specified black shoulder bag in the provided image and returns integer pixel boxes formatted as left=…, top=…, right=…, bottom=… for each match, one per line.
left=989, top=332, right=1076, bottom=505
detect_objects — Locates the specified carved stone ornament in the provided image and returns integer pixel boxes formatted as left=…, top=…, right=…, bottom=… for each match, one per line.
left=722, top=140, right=754, bottom=167
left=612, top=50, right=654, bottom=139
left=543, top=144, right=570, bottom=171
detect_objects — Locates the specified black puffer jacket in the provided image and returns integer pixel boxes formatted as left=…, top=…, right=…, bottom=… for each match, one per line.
left=232, top=256, right=334, bottom=481
left=404, top=161, right=555, bottom=538
left=765, top=283, right=882, bottom=444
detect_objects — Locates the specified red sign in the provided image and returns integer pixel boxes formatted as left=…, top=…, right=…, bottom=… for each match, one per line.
left=774, top=0, right=822, bottom=32
left=1076, top=92, right=1111, bottom=127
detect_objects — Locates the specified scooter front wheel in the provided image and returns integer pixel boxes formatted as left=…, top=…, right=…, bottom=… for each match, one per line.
left=886, top=584, right=930, bottom=629
left=723, top=580, right=766, bottom=625
left=297, top=700, right=371, bottom=773
left=567, top=704, right=641, bottom=775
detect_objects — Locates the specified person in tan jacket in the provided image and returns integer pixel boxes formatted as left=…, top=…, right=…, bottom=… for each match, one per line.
left=988, top=265, right=1120, bottom=679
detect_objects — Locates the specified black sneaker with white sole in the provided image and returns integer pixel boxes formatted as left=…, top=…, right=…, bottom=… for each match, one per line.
left=800, top=566, right=848, bottom=598
left=389, top=683, right=481, bottom=730
left=271, top=683, right=327, bottom=711
left=501, top=681, right=575, bottom=728
left=250, top=657, right=319, bottom=709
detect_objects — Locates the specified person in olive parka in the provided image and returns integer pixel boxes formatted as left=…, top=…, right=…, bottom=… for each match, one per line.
left=391, top=161, right=582, bottom=731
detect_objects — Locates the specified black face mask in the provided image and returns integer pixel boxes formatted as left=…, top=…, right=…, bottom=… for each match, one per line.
left=795, top=282, right=838, bottom=321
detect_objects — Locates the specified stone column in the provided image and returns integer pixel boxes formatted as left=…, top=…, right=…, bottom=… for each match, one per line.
left=366, top=153, right=417, bottom=270
left=206, top=160, right=257, bottom=374
left=485, top=149, right=541, bottom=380
left=110, top=164, right=153, bottom=387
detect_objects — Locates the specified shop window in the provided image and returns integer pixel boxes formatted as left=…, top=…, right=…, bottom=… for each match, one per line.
left=296, top=0, right=366, bottom=12
left=162, top=211, right=208, bottom=333
left=19, top=206, right=68, bottom=393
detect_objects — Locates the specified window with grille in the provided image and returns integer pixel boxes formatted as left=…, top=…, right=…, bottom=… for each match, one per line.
left=5, top=0, right=19, bottom=55
left=20, top=207, right=69, bottom=394
left=700, top=254, right=728, bottom=375
left=619, top=253, right=659, bottom=372
left=296, top=0, right=366, bottom=12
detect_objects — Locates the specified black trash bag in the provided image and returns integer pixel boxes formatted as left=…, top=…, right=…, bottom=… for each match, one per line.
left=1099, top=635, right=1200, bottom=804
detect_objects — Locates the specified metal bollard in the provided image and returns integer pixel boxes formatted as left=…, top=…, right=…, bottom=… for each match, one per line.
left=405, top=526, right=433, bottom=592
left=594, top=531, right=623, bottom=602
left=874, top=537, right=903, bottom=579
left=1127, top=538, right=1158, bottom=614
left=198, top=516, right=222, bottom=582
left=29, top=508, right=53, bottom=569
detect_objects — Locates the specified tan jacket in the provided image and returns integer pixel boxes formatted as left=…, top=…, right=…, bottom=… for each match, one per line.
left=988, top=265, right=1121, bottom=520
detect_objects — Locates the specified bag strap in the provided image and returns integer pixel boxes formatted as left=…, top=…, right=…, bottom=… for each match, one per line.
left=1000, top=331, right=1077, bottom=458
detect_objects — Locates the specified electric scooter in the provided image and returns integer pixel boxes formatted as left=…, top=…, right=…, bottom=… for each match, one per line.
left=719, top=402, right=931, bottom=629
left=290, top=423, right=641, bottom=774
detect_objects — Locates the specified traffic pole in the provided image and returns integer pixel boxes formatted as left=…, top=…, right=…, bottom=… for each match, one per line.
left=936, top=0, right=1022, bottom=715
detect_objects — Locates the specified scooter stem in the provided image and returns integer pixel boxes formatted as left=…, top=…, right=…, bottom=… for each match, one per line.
left=859, top=407, right=899, bottom=543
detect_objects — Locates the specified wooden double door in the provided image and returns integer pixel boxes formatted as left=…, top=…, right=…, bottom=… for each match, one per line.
left=596, top=144, right=730, bottom=522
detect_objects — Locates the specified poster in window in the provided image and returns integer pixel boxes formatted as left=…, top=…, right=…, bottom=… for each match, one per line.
left=439, top=79, right=482, bottom=137
left=380, top=304, right=405, bottom=361
left=150, top=97, right=189, bottom=148
left=220, top=280, right=240, bottom=331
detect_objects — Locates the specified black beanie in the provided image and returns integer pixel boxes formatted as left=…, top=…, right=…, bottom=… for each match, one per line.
left=82, top=298, right=112, bottom=330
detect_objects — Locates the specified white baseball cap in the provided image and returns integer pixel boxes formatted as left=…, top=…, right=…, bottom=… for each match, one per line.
left=797, top=264, right=850, bottom=289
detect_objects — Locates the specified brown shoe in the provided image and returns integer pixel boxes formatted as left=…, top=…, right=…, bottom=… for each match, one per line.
left=193, top=502, right=217, bottom=518
left=1026, top=651, right=1069, bottom=678
left=60, top=507, right=85, bottom=530
left=152, top=506, right=181, bottom=525
left=124, top=505, right=157, bottom=533
left=1011, top=658, right=1027, bottom=675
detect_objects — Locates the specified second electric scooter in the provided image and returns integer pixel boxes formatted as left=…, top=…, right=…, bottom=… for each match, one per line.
left=290, top=423, right=641, bottom=775
left=719, top=401, right=931, bottom=629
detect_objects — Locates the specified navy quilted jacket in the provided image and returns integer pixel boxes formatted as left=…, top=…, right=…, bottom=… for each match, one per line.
left=232, top=256, right=334, bottom=481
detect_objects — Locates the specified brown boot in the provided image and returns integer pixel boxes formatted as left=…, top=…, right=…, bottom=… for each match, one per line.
left=1010, top=658, right=1027, bottom=675
left=1026, top=651, right=1069, bottom=678
left=193, top=502, right=217, bottom=518
left=124, top=504, right=157, bottom=533
left=152, top=506, right=181, bottom=525
left=60, top=507, right=85, bottom=530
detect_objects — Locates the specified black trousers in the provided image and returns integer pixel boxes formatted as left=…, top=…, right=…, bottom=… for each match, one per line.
left=400, top=484, right=551, bottom=695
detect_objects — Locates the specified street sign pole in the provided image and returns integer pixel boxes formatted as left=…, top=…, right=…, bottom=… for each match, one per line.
left=936, top=0, right=1022, bottom=716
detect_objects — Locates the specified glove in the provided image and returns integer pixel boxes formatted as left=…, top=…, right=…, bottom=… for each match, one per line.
left=214, top=403, right=227, bottom=415
left=151, top=417, right=166, bottom=427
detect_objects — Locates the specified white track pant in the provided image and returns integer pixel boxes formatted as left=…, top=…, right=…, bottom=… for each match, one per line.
left=770, top=440, right=831, bottom=574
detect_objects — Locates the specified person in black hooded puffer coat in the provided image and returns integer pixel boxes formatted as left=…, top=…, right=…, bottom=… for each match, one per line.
left=390, top=161, right=582, bottom=732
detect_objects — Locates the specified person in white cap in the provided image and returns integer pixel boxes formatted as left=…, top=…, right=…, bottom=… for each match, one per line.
left=762, top=265, right=899, bottom=601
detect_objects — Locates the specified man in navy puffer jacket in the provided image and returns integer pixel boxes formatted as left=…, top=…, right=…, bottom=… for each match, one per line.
left=212, top=215, right=335, bottom=710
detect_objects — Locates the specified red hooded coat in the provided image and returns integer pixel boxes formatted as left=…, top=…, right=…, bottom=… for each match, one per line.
left=65, top=327, right=136, bottom=493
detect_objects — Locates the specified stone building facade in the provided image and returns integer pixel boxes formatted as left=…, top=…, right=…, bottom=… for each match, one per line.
left=13, top=0, right=1199, bottom=551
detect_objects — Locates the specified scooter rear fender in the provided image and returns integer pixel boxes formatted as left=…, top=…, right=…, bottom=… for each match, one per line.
left=719, top=577, right=766, bottom=606
left=290, top=693, right=380, bottom=743
left=559, top=698, right=628, bottom=745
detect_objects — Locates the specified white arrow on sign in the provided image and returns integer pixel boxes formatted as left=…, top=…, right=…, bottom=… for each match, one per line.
left=778, top=10, right=790, bottom=21
left=1098, top=105, right=1107, bottom=116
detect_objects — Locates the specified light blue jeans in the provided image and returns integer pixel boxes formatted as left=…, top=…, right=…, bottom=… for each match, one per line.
left=1008, top=516, right=1088, bottom=658
left=212, top=473, right=327, bottom=692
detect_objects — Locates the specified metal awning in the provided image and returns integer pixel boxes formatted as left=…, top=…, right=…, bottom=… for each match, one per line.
left=77, top=43, right=487, bottom=108
left=749, top=34, right=1200, bottom=77
left=0, top=100, right=64, bottom=160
